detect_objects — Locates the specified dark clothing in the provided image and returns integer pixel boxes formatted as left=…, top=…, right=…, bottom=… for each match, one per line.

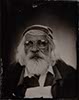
left=1, top=60, right=77, bottom=99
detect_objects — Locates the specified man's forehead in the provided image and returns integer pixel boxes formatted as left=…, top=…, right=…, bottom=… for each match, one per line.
left=25, top=29, right=46, bottom=36
left=24, top=29, right=48, bottom=41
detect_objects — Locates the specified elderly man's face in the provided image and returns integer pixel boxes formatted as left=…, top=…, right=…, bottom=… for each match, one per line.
left=24, top=30, right=50, bottom=57
left=23, top=30, right=52, bottom=75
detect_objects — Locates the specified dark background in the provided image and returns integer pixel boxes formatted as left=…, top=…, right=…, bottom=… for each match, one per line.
left=1, top=0, right=78, bottom=69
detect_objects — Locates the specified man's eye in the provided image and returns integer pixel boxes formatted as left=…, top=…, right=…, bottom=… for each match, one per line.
left=24, top=41, right=33, bottom=46
left=38, top=40, right=48, bottom=47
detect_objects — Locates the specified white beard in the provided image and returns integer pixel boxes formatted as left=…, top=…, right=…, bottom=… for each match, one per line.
left=26, top=59, right=49, bottom=75
left=23, top=52, right=51, bottom=75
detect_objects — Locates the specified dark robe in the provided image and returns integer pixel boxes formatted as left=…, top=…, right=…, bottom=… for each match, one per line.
left=1, top=59, right=77, bottom=99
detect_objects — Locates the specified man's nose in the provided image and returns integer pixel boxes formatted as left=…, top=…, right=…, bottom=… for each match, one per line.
left=31, top=44, right=39, bottom=53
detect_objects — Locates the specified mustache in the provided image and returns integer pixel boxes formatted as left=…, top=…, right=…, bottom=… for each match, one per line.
left=30, top=54, right=43, bottom=60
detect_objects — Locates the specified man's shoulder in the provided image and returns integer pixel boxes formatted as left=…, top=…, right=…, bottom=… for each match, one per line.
left=51, top=59, right=77, bottom=97
left=5, top=62, right=24, bottom=80
left=54, top=59, right=76, bottom=78
left=55, top=59, right=76, bottom=71
left=7, top=62, right=24, bottom=72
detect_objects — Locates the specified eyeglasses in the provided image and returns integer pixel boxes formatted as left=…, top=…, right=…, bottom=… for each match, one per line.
left=24, top=40, right=49, bottom=49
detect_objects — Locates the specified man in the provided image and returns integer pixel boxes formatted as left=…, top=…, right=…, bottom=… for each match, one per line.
left=2, top=25, right=76, bottom=99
